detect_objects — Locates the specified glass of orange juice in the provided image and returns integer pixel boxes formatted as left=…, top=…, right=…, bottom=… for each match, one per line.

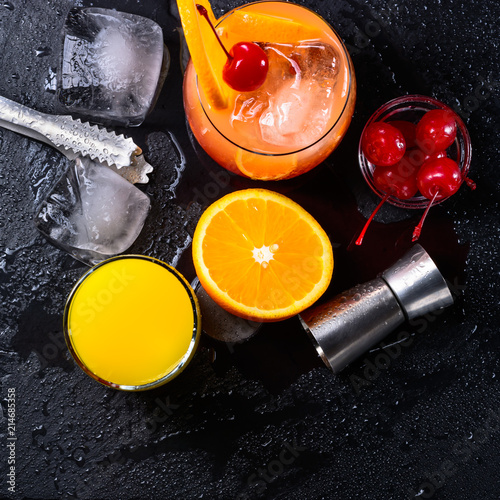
left=64, top=255, right=201, bottom=391
left=181, top=0, right=356, bottom=181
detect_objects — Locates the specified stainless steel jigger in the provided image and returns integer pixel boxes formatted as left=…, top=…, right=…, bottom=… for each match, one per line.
left=299, top=244, right=454, bottom=373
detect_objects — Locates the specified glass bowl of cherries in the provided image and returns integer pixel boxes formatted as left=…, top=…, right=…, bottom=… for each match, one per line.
left=357, top=95, right=474, bottom=243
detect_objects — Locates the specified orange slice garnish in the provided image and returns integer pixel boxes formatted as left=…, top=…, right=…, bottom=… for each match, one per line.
left=192, top=189, right=333, bottom=322
left=217, top=9, right=324, bottom=46
left=177, top=0, right=228, bottom=109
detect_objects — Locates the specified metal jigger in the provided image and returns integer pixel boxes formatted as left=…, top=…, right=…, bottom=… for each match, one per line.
left=299, top=244, right=454, bottom=373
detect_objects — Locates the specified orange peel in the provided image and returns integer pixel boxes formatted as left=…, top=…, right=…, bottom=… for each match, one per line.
left=177, top=0, right=228, bottom=109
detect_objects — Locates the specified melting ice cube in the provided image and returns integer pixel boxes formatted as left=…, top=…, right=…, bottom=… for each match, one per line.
left=35, top=157, right=150, bottom=265
left=58, top=7, right=168, bottom=127
left=231, top=42, right=340, bottom=149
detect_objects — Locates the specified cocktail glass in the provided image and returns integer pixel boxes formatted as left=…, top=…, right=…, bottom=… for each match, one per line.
left=182, top=1, right=356, bottom=181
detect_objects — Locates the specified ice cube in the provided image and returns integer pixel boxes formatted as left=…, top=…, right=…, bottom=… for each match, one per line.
left=58, top=8, right=168, bottom=127
left=35, top=157, right=151, bottom=265
left=230, top=91, right=269, bottom=142
left=260, top=42, right=340, bottom=147
left=230, top=42, right=340, bottom=149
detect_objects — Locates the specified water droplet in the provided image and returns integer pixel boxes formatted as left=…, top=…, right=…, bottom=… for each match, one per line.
left=44, top=67, right=57, bottom=92
left=3, top=1, right=14, bottom=11
left=35, top=47, right=52, bottom=57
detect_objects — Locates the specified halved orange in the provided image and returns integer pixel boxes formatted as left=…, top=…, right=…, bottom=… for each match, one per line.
left=192, top=189, right=334, bottom=322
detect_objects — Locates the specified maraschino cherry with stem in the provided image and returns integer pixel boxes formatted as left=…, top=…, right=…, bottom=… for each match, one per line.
left=356, top=157, right=419, bottom=245
left=197, top=4, right=269, bottom=92
left=412, top=157, right=462, bottom=241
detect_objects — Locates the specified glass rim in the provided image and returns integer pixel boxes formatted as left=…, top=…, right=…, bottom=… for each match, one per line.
left=195, top=0, right=355, bottom=157
left=63, top=254, right=201, bottom=391
left=358, top=94, right=472, bottom=209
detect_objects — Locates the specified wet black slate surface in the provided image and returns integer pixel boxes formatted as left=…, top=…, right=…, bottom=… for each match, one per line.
left=0, top=0, right=499, bottom=499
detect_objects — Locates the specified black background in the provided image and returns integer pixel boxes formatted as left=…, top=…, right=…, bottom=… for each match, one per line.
left=0, top=0, right=499, bottom=499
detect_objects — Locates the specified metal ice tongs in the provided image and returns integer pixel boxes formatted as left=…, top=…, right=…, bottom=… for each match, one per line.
left=0, top=95, right=153, bottom=184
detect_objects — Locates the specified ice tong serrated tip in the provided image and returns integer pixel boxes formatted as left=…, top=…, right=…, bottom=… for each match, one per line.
left=0, top=95, right=153, bottom=184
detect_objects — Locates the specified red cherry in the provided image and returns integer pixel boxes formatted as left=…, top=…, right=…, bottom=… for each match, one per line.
left=222, top=42, right=269, bottom=92
left=361, top=122, right=406, bottom=167
left=412, top=157, right=462, bottom=241
left=415, top=109, right=457, bottom=154
left=416, top=157, right=462, bottom=200
left=406, top=148, right=447, bottom=169
left=389, top=120, right=417, bottom=149
left=373, top=156, right=419, bottom=200
left=197, top=5, right=268, bottom=92
left=356, top=156, right=418, bottom=245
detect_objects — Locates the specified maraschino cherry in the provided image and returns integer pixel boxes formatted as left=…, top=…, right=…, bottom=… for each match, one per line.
left=406, top=148, right=447, bottom=169
left=415, top=109, right=457, bottom=153
left=197, top=5, right=269, bottom=92
left=355, top=157, right=419, bottom=245
left=390, top=120, right=417, bottom=149
left=373, top=156, right=419, bottom=200
left=361, top=122, right=406, bottom=167
left=411, top=157, right=462, bottom=241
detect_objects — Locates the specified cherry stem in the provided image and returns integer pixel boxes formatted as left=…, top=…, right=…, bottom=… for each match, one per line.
left=464, top=176, right=477, bottom=190
left=196, top=4, right=232, bottom=61
left=412, top=190, right=439, bottom=242
left=355, top=194, right=390, bottom=246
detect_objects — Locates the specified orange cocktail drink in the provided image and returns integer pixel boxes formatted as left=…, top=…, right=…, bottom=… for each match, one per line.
left=181, top=1, right=356, bottom=181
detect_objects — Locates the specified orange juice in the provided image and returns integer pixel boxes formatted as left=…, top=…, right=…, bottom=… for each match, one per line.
left=182, top=1, right=356, bottom=180
left=64, top=255, right=201, bottom=390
